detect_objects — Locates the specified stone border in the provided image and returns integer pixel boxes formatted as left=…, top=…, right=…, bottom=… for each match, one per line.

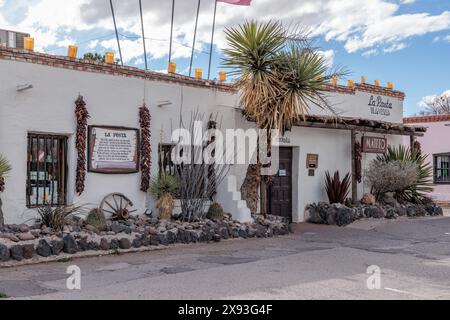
left=0, top=214, right=291, bottom=268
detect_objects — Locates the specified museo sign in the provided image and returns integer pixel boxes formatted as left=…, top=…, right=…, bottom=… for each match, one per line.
left=362, top=136, right=387, bottom=154
left=88, top=126, right=140, bottom=174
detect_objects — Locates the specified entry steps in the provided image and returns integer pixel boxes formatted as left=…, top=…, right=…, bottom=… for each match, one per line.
left=217, top=175, right=253, bottom=223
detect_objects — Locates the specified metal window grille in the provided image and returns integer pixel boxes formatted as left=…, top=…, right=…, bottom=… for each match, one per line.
left=26, top=134, right=68, bottom=207
left=434, top=154, right=450, bottom=184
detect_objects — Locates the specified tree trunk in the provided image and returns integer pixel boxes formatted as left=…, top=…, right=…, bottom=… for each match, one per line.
left=241, top=164, right=261, bottom=215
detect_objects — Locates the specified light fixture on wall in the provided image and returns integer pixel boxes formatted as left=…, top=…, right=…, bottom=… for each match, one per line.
left=156, top=100, right=173, bottom=108
left=16, top=84, right=34, bottom=92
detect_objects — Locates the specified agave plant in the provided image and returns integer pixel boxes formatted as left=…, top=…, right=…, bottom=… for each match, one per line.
left=325, top=171, right=351, bottom=204
left=376, top=145, right=433, bottom=204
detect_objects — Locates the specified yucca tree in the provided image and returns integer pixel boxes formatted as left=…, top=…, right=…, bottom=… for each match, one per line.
left=223, top=20, right=344, bottom=133
left=376, top=145, right=433, bottom=204
left=223, top=21, right=345, bottom=214
left=0, top=155, right=12, bottom=228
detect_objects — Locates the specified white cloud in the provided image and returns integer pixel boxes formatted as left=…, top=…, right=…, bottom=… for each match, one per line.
left=383, top=42, right=407, bottom=53
left=1, top=0, right=449, bottom=63
left=418, top=90, right=450, bottom=108
left=318, top=49, right=335, bottom=67
left=344, top=11, right=450, bottom=53
left=400, top=0, right=415, bottom=4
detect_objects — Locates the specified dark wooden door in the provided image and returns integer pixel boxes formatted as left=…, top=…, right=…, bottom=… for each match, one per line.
left=269, top=147, right=293, bottom=219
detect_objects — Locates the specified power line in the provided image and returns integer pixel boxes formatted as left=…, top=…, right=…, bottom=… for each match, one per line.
left=109, top=0, right=123, bottom=66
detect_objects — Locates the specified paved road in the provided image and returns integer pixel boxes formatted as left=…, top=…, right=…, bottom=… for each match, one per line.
left=1, top=216, right=450, bottom=300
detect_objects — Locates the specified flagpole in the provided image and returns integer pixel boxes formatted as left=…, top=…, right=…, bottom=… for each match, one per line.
left=139, top=0, right=148, bottom=70
left=168, top=0, right=175, bottom=64
left=208, top=0, right=218, bottom=80
left=189, top=0, right=201, bottom=77
left=109, top=0, right=123, bottom=66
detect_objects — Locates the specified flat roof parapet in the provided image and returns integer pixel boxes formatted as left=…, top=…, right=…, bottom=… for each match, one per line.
left=404, top=114, right=450, bottom=123
left=0, top=46, right=405, bottom=99
left=0, top=46, right=236, bottom=92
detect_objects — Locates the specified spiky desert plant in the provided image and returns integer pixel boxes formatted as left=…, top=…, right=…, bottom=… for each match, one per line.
left=376, top=145, right=433, bottom=203
left=149, top=174, right=180, bottom=199
left=325, top=171, right=351, bottom=204
left=36, top=204, right=86, bottom=232
left=150, top=174, right=180, bottom=220
left=223, top=20, right=345, bottom=134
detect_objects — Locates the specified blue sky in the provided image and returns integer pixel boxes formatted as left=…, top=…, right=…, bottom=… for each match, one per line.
left=0, top=0, right=449, bottom=116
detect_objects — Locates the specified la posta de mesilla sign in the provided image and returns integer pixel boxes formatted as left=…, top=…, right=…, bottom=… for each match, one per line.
left=362, top=136, right=387, bottom=154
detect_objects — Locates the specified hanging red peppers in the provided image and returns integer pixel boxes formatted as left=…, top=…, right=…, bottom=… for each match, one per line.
left=139, top=104, right=152, bottom=192
left=75, top=95, right=90, bottom=195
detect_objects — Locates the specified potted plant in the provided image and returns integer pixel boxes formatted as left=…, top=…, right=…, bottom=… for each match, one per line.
left=149, top=174, right=180, bottom=220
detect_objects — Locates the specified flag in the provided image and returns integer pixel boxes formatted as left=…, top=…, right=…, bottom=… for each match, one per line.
left=218, top=0, right=251, bottom=5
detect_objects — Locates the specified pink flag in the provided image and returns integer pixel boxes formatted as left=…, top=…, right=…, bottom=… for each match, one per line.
left=217, top=0, right=252, bottom=5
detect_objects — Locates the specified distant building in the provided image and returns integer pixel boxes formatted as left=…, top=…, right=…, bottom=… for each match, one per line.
left=404, top=115, right=450, bottom=204
left=0, top=29, right=30, bottom=49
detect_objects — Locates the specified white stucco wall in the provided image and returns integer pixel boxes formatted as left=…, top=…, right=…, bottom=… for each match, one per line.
left=0, top=59, right=238, bottom=224
left=0, top=57, right=406, bottom=224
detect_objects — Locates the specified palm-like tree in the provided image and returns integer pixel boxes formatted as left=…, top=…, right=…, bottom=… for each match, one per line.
left=223, top=21, right=344, bottom=133
left=223, top=21, right=345, bottom=214
left=0, top=155, right=12, bottom=228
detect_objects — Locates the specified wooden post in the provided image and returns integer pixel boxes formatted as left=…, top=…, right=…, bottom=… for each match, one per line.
left=351, top=130, right=358, bottom=203
left=410, top=135, right=415, bottom=150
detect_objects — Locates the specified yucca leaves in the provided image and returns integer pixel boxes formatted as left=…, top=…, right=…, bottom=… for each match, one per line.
left=0, top=155, right=12, bottom=177
left=223, top=20, right=346, bottom=133
left=376, top=145, right=433, bottom=203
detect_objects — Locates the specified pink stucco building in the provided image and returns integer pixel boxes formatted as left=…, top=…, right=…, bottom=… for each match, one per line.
left=404, top=115, right=450, bottom=204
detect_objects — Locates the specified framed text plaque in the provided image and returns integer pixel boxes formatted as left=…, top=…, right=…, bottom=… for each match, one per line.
left=88, top=126, right=140, bottom=174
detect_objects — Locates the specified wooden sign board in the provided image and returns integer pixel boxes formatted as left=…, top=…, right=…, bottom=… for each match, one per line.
left=362, top=136, right=387, bottom=154
left=88, top=126, right=140, bottom=174
left=306, top=154, right=319, bottom=169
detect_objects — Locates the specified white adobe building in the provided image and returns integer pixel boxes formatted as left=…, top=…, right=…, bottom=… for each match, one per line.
left=0, top=47, right=425, bottom=224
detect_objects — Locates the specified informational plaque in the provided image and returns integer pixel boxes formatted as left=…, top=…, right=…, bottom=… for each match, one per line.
left=88, top=126, right=140, bottom=173
left=362, top=136, right=387, bottom=154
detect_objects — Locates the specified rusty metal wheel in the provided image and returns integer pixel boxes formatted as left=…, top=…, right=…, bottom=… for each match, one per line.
left=99, top=193, right=136, bottom=220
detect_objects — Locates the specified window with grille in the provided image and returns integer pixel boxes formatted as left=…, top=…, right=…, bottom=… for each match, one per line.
left=434, top=153, right=450, bottom=184
left=26, top=134, right=68, bottom=207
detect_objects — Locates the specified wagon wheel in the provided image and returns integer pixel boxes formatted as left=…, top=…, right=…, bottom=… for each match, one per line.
left=99, top=193, right=136, bottom=220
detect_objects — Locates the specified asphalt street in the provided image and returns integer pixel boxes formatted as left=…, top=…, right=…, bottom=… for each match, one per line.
left=1, top=214, right=449, bottom=300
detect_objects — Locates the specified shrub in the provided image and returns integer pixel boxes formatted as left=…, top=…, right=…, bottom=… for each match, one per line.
left=325, top=171, right=351, bottom=204
left=207, top=202, right=225, bottom=220
left=36, top=205, right=85, bottom=232
left=149, top=174, right=180, bottom=199
left=86, top=208, right=107, bottom=231
left=375, top=145, right=433, bottom=203
left=366, top=160, right=418, bottom=199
